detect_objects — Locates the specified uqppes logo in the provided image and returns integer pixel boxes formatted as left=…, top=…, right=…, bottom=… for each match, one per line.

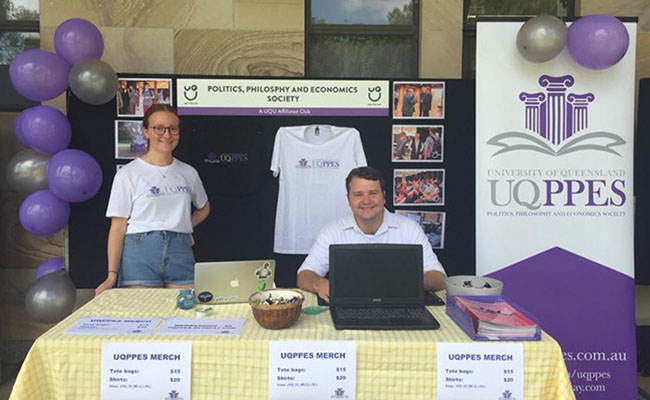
left=485, top=75, right=627, bottom=211
left=295, top=158, right=340, bottom=169
left=488, top=74, right=625, bottom=157
left=498, top=389, right=515, bottom=400
left=147, top=185, right=190, bottom=198
left=203, top=152, right=249, bottom=164
left=165, top=389, right=182, bottom=400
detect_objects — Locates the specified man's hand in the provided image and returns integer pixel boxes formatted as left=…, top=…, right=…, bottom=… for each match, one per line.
left=423, top=270, right=446, bottom=292
left=315, top=279, right=330, bottom=303
left=297, top=270, right=330, bottom=302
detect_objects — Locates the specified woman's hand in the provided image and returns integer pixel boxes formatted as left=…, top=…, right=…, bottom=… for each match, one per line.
left=104, top=217, right=127, bottom=296
left=95, top=273, right=117, bottom=297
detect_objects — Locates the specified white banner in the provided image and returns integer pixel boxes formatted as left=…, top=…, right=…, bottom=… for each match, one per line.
left=476, top=20, right=637, bottom=399
left=476, top=22, right=635, bottom=276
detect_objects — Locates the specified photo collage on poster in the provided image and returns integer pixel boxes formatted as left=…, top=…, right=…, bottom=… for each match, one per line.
left=392, top=81, right=446, bottom=250
left=114, top=78, right=174, bottom=166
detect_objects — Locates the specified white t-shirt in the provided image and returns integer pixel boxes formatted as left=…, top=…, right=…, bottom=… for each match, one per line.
left=106, top=158, right=208, bottom=234
left=271, top=125, right=367, bottom=254
left=298, top=209, right=445, bottom=276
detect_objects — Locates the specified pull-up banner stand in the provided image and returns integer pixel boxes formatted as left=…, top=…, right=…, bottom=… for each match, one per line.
left=476, top=19, right=637, bottom=399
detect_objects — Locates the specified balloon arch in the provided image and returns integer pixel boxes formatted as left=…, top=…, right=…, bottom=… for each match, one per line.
left=7, top=18, right=116, bottom=323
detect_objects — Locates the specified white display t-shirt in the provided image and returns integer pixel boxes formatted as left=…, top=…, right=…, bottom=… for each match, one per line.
left=270, top=125, right=367, bottom=254
left=106, top=158, right=208, bottom=234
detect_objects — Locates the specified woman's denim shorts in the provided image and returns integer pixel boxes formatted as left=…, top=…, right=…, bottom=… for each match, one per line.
left=119, top=231, right=195, bottom=287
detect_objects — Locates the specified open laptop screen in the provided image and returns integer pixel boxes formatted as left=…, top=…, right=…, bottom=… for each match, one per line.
left=329, top=244, right=424, bottom=306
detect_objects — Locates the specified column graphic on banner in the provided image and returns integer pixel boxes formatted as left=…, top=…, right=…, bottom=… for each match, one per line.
left=489, top=75, right=622, bottom=157
left=476, top=21, right=637, bottom=400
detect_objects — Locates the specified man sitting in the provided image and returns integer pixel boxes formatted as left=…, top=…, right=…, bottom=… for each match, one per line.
left=297, top=166, right=446, bottom=301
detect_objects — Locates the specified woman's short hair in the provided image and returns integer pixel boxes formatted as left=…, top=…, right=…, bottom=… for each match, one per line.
left=143, top=104, right=178, bottom=128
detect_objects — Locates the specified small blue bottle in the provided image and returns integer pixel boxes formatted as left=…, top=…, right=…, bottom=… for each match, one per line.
left=177, top=289, right=195, bottom=310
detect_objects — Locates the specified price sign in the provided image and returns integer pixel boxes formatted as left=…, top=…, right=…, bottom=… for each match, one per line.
left=64, top=317, right=161, bottom=335
left=156, top=317, right=245, bottom=335
left=100, top=342, right=191, bottom=400
left=437, top=342, right=524, bottom=400
left=269, top=341, right=356, bottom=400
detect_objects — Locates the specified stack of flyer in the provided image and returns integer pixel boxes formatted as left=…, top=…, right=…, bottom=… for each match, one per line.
left=446, top=295, right=541, bottom=341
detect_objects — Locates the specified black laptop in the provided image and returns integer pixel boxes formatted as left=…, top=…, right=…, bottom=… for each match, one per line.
left=328, top=243, right=440, bottom=330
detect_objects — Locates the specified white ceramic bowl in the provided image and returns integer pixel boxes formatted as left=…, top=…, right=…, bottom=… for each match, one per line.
left=444, top=275, right=503, bottom=296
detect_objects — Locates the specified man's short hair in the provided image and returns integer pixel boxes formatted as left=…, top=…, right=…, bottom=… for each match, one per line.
left=345, top=166, right=385, bottom=193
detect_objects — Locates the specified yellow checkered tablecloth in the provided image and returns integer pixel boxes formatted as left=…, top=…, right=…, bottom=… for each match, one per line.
left=10, top=289, right=575, bottom=400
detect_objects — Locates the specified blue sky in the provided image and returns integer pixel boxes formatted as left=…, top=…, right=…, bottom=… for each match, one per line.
left=311, top=0, right=411, bottom=24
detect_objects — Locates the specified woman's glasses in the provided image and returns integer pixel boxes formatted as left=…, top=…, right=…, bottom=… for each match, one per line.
left=149, top=125, right=179, bottom=136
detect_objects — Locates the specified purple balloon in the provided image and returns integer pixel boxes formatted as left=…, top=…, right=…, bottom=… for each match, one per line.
left=21, top=105, right=72, bottom=154
left=9, top=49, right=70, bottom=101
left=19, top=190, right=70, bottom=236
left=54, top=18, right=104, bottom=66
left=13, top=111, right=29, bottom=147
left=35, top=257, right=65, bottom=279
left=567, top=14, right=630, bottom=70
left=46, top=149, right=103, bottom=202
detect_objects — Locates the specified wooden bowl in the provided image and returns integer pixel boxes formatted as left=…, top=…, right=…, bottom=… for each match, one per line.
left=249, top=289, right=304, bottom=329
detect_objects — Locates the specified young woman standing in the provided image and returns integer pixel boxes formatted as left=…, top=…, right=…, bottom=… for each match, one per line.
left=95, top=104, right=210, bottom=295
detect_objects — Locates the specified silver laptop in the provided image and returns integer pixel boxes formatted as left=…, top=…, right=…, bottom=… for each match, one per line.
left=194, top=260, right=276, bottom=304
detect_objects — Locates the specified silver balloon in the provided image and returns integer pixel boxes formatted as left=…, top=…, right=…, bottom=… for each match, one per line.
left=25, top=270, right=76, bottom=324
left=6, top=149, right=51, bottom=193
left=68, top=59, right=117, bottom=105
left=517, top=15, right=567, bottom=63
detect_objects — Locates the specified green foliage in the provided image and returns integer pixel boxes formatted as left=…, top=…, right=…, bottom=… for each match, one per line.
left=468, top=0, right=569, bottom=17
left=387, top=2, right=414, bottom=25
left=2, top=0, right=39, bottom=20
left=310, top=35, right=416, bottom=78
left=0, top=0, right=40, bottom=64
left=0, top=32, right=23, bottom=63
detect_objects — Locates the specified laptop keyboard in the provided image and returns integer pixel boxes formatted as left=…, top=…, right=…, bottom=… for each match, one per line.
left=336, top=307, right=427, bottom=320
